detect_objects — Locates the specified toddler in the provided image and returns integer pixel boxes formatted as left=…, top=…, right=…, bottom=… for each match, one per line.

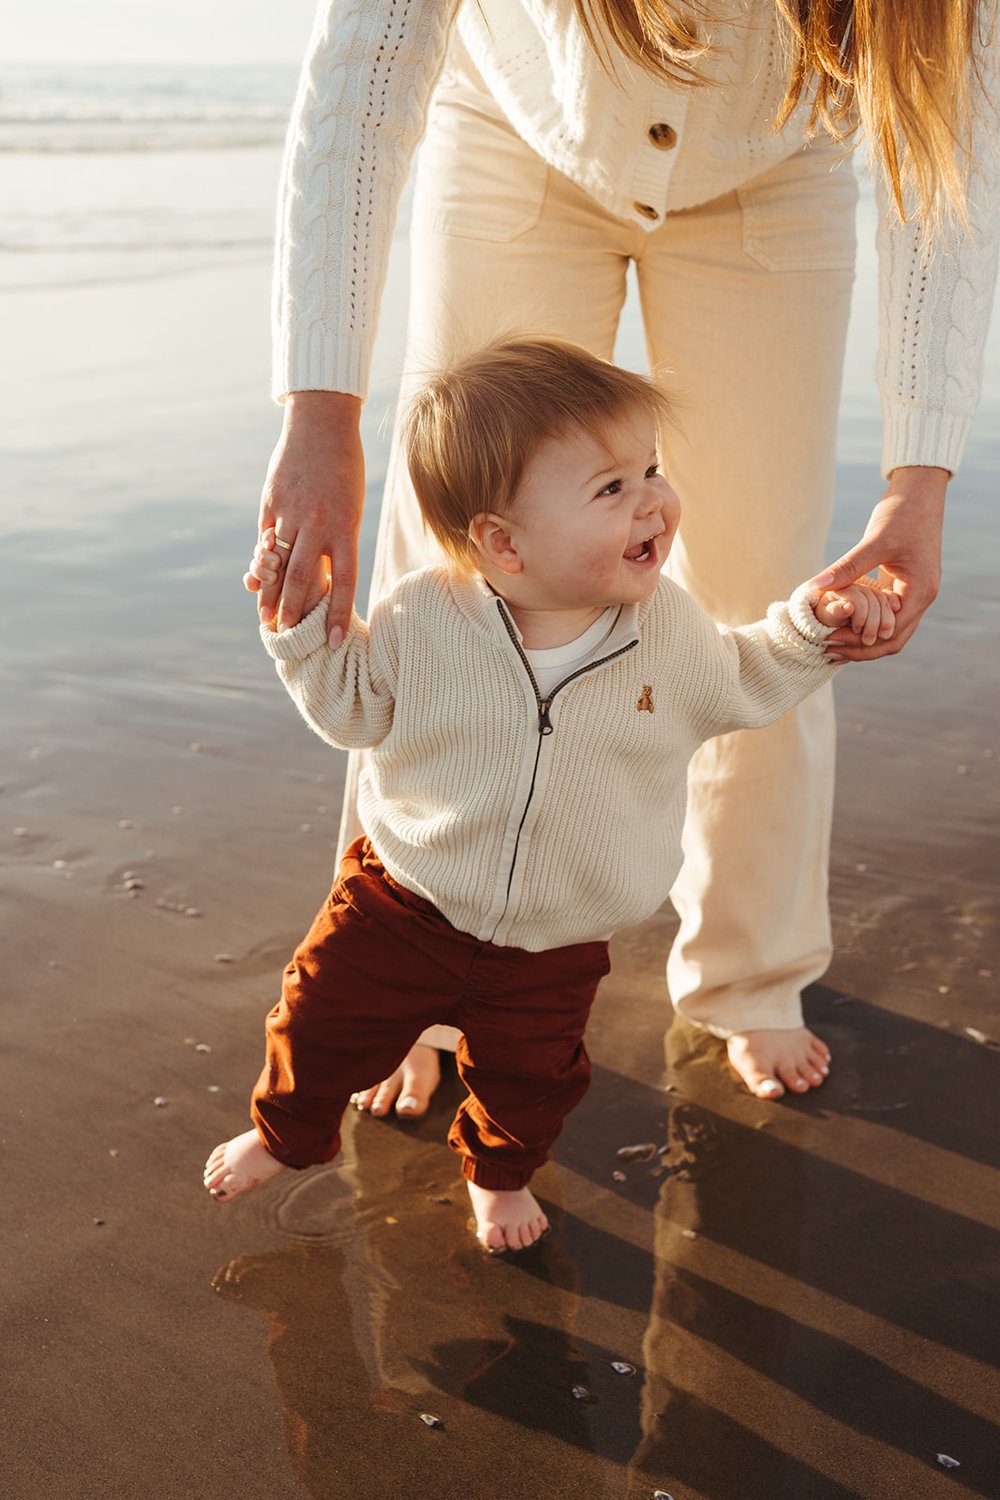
left=203, top=337, right=897, bottom=1252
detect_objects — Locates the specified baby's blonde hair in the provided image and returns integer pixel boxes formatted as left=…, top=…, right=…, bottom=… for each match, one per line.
left=401, top=336, right=676, bottom=571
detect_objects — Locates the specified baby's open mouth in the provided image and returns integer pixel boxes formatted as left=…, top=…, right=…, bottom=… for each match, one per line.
left=623, top=532, right=659, bottom=563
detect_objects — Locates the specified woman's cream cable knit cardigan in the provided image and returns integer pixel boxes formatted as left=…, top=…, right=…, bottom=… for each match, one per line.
left=262, top=569, right=838, bottom=952
left=272, top=0, right=1000, bottom=479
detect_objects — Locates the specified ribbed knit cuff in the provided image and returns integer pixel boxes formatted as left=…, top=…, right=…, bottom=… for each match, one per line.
left=271, top=333, right=370, bottom=406
left=786, top=583, right=834, bottom=646
left=260, top=594, right=335, bottom=661
left=881, top=398, right=969, bottom=480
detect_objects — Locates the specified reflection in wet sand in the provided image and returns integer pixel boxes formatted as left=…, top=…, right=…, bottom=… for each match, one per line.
left=208, top=978, right=1000, bottom=1500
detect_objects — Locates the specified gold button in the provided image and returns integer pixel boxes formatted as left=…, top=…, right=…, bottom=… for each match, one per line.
left=648, top=122, right=677, bottom=150
left=634, top=202, right=659, bottom=221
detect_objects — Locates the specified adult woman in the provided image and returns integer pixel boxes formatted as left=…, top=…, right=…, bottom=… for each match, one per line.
left=256, top=1, right=999, bottom=1104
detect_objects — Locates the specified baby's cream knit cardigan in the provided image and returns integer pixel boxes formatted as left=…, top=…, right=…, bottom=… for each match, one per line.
left=272, top=0, right=1000, bottom=478
left=263, top=568, right=837, bottom=952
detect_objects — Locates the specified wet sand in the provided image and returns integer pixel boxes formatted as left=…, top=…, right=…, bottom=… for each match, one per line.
left=4, top=242, right=1000, bottom=1497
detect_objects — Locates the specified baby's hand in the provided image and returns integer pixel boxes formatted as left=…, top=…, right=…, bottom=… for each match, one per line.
left=815, top=579, right=901, bottom=647
left=245, top=528, right=330, bottom=629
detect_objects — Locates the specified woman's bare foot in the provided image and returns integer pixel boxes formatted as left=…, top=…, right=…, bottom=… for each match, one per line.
left=349, top=1041, right=441, bottom=1119
left=203, top=1128, right=289, bottom=1202
left=466, top=1181, right=550, bottom=1254
left=726, top=1027, right=831, bottom=1100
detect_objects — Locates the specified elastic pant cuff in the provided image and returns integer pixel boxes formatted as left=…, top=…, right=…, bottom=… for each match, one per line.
left=461, top=1156, right=536, bottom=1191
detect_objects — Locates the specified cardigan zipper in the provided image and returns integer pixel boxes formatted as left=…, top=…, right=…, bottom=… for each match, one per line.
left=491, top=599, right=638, bottom=935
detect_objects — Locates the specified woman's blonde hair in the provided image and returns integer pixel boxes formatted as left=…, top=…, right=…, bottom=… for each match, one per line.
left=401, top=337, right=675, bottom=571
left=573, top=0, right=996, bottom=226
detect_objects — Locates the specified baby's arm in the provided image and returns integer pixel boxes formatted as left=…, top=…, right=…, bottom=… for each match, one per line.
left=248, top=532, right=399, bottom=750
left=813, top=579, right=901, bottom=647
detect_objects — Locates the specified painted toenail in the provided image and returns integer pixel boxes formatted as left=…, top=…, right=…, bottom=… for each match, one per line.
left=397, top=1095, right=420, bottom=1112
left=758, top=1079, right=782, bottom=1097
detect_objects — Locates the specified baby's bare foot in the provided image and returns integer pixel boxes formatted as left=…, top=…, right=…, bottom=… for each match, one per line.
left=726, top=1027, right=831, bottom=1100
left=466, top=1181, right=549, bottom=1253
left=203, top=1128, right=288, bottom=1202
left=350, top=1041, right=441, bottom=1119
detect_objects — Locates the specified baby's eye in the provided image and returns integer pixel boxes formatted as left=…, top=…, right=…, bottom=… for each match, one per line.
left=597, top=478, right=623, bottom=497
left=645, top=462, right=660, bottom=478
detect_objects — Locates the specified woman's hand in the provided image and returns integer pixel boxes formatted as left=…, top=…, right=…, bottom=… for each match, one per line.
left=255, top=390, right=365, bottom=644
left=809, top=465, right=949, bottom=661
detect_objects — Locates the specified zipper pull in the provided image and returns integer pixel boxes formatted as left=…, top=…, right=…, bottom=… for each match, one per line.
left=538, top=700, right=553, bottom=735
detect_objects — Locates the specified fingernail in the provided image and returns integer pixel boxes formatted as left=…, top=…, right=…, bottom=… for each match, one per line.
left=826, top=653, right=848, bottom=663
left=812, top=568, right=836, bottom=587
left=328, top=625, right=343, bottom=648
left=260, top=606, right=273, bottom=624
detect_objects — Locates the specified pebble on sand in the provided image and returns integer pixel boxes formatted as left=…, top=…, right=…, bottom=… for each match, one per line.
left=418, top=1413, right=444, bottom=1430
left=195, top=1042, right=212, bottom=1052
left=153, top=1096, right=168, bottom=1107
left=936, top=1454, right=961, bottom=1469
left=93, top=1218, right=105, bottom=1227
left=612, top=1170, right=627, bottom=1182
left=53, top=858, right=67, bottom=869
left=571, top=1385, right=591, bottom=1401
left=654, top=1491, right=676, bottom=1499
left=611, top=1361, right=637, bottom=1376
left=214, top=953, right=233, bottom=964
left=964, top=1027, right=990, bottom=1045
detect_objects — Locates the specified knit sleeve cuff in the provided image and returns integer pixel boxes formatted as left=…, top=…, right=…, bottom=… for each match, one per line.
left=271, top=340, right=370, bottom=406
left=765, top=584, right=835, bottom=653
left=881, top=398, right=969, bottom=480
left=260, top=595, right=341, bottom=661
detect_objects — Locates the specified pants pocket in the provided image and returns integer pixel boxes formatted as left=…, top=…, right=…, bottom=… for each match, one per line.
left=737, top=140, right=858, bottom=272
left=421, top=94, right=549, bottom=243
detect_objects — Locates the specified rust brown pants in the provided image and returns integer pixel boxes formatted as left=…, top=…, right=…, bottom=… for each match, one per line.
left=250, top=838, right=611, bottom=1190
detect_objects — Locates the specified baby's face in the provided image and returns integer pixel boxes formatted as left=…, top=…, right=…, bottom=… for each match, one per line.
left=507, top=410, right=681, bottom=612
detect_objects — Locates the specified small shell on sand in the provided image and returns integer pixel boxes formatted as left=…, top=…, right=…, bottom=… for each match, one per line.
left=616, top=1143, right=656, bottom=1163
left=654, top=1491, right=676, bottom=1499
left=936, top=1455, right=960, bottom=1469
left=418, top=1413, right=443, bottom=1429
left=122, top=876, right=144, bottom=892
left=214, top=953, right=233, bottom=964
left=153, top=1096, right=168, bottom=1107
left=611, top=1361, right=636, bottom=1376
left=195, top=1042, right=212, bottom=1053
left=571, top=1386, right=591, bottom=1401
left=612, top=1170, right=627, bottom=1182
left=207, top=1085, right=221, bottom=1094
left=964, top=1027, right=990, bottom=1045
left=53, top=858, right=67, bottom=869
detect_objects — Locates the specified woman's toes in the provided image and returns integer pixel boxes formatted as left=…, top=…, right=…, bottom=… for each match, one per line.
left=370, top=1082, right=397, bottom=1116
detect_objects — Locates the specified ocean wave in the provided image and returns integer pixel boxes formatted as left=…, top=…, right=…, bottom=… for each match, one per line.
left=0, top=61, right=296, bottom=154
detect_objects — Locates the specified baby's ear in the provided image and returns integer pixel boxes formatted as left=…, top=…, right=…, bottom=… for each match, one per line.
left=468, top=513, right=523, bottom=574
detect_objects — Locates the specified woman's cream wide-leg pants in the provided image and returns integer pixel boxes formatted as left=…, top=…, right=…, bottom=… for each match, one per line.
left=340, top=62, right=858, bottom=1039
